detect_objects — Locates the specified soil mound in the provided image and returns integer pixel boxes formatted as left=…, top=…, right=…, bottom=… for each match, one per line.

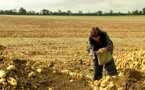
left=114, top=69, right=144, bottom=90
left=123, top=68, right=142, bottom=80
left=0, top=58, right=91, bottom=90
left=0, top=45, right=6, bottom=51
left=0, top=45, right=145, bottom=90
left=0, top=45, right=6, bottom=61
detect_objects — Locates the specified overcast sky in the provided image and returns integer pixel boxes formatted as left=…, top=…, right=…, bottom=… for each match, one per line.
left=0, top=0, right=145, bottom=13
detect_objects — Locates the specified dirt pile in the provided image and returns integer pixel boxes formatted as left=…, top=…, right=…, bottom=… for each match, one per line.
left=90, top=68, right=144, bottom=90
left=0, top=45, right=6, bottom=61
left=0, top=45, right=145, bottom=90
left=91, top=50, right=145, bottom=90
left=0, top=59, right=92, bottom=90
left=0, top=50, right=91, bottom=90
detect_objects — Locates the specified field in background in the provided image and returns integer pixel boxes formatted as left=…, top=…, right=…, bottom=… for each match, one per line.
left=0, top=15, right=145, bottom=60
left=0, top=15, right=145, bottom=89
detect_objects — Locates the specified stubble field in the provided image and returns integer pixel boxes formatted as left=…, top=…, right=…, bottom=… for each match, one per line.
left=0, top=15, right=145, bottom=90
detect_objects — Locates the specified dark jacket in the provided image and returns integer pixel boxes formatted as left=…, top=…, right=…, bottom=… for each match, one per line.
left=88, top=31, right=113, bottom=55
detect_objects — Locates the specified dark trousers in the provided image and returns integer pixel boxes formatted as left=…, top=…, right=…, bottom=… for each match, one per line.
left=93, top=57, right=118, bottom=80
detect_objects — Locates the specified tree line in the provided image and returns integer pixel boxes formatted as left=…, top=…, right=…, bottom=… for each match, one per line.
left=0, top=7, right=145, bottom=16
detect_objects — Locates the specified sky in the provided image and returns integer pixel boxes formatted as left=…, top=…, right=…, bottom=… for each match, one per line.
left=0, top=0, right=145, bottom=13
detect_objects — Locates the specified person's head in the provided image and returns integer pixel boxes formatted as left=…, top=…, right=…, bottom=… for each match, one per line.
left=90, top=27, right=101, bottom=42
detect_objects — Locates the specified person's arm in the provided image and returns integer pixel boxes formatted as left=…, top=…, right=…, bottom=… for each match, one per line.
left=105, top=35, right=113, bottom=53
left=97, top=34, right=113, bottom=54
left=87, top=37, right=95, bottom=52
left=87, top=37, right=91, bottom=52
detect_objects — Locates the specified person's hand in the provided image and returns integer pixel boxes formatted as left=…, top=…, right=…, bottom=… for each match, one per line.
left=96, top=48, right=107, bottom=53
left=97, top=48, right=104, bottom=53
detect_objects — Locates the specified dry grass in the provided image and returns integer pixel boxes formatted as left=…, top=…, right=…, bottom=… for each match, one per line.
left=0, top=15, right=145, bottom=61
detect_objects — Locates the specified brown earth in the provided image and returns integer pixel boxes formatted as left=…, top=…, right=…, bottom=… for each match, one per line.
left=0, top=45, right=92, bottom=90
left=0, top=59, right=91, bottom=90
left=0, top=16, right=145, bottom=90
left=0, top=44, right=144, bottom=90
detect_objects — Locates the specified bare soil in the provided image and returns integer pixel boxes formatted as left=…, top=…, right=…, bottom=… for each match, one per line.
left=0, top=45, right=92, bottom=90
left=0, top=45, right=145, bottom=90
left=0, top=16, right=145, bottom=90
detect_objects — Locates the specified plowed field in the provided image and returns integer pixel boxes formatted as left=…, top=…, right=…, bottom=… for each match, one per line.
left=0, top=15, right=145, bottom=90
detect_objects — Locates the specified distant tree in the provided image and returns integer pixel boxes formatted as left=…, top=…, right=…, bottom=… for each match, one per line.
left=13, top=9, right=17, bottom=12
left=104, top=11, right=109, bottom=15
left=0, top=10, right=4, bottom=14
left=58, top=10, right=62, bottom=14
left=9, top=10, right=14, bottom=14
left=78, top=11, right=83, bottom=14
left=41, top=9, right=49, bottom=15
left=61, top=11, right=67, bottom=15
left=67, top=10, right=71, bottom=15
left=143, top=7, right=145, bottom=14
left=27, top=11, right=35, bottom=15
left=109, top=10, right=113, bottom=15
left=4, top=10, right=9, bottom=14
left=35, top=12, right=40, bottom=15
left=19, top=7, right=26, bottom=15
left=139, top=11, right=143, bottom=15
left=133, top=10, right=139, bottom=15
left=97, top=10, right=103, bottom=15
left=4, top=9, right=17, bottom=14
left=128, top=11, right=132, bottom=15
left=1, top=7, right=145, bottom=15
left=12, top=9, right=17, bottom=14
left=49, top=11, right=53, bottom=15
left=4, top=10, right=13, bottom=14
left=117, top=11, right=121, bottom=15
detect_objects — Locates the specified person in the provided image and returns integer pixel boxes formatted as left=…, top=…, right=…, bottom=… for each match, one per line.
left=87, top=27, right=118, bottom=80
